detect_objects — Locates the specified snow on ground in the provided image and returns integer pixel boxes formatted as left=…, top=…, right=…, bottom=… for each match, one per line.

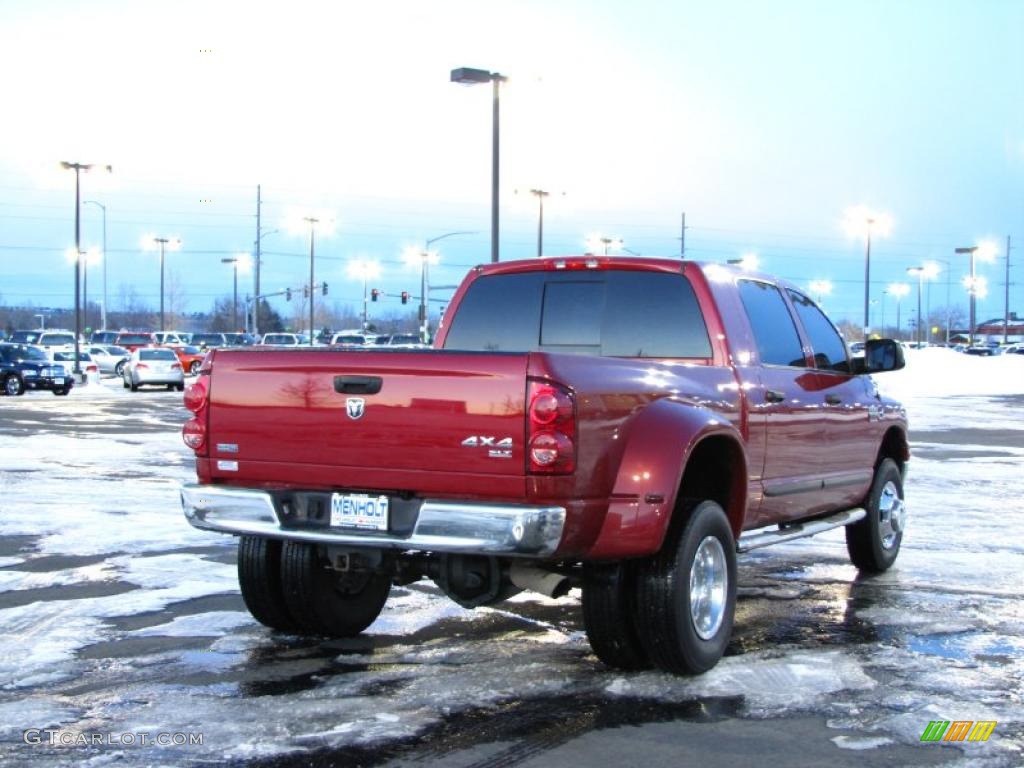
left=0, top=357, right=1022, bottom=765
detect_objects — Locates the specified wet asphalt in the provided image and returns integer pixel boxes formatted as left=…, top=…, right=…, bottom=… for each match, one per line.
left=0, top=388, right=1021, bottom=767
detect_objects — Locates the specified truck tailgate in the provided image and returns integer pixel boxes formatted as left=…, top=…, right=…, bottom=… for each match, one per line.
left=206, top=349, right=529, bottom=494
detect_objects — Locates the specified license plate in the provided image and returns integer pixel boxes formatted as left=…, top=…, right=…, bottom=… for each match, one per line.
left=330, top=493, right=389, bottom=531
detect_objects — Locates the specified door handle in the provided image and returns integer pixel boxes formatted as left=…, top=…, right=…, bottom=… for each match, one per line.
left=334, top=375, right=382, bottom=395
left=764, top=389, right=786, bottom=404
left=825, top=394, right=842, bottom=406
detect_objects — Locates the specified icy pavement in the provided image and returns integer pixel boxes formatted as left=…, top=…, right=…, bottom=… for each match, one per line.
left=0, top=364, right=1022, bottom=766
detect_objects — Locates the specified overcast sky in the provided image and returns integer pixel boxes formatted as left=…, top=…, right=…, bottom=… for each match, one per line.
left=1, top=0, right=1021, bottom=331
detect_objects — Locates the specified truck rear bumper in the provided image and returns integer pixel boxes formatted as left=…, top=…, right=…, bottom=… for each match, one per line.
left=180, top=483, right=567, bottom=557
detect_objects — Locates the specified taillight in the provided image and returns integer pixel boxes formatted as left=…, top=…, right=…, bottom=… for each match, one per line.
left=527, top=379, right=575, bottom=474
left=171, top=363, right=182, bottom=370
left=182, top=377, right=210, bottom=453
left=182, top=418, right=206, bottom=451
left=136, top=363, right=148, bottom=370
left=87, top=365, right=98, bottom=373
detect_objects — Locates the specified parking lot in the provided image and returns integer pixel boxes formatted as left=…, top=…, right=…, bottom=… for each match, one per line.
left=0, top=377, right=1022, bottom=767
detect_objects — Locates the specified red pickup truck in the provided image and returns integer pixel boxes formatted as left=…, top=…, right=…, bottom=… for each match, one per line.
left=181, top=257, right=908, bottom=675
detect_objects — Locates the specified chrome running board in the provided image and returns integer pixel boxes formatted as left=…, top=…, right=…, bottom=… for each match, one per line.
left=736, top=508, right=866, bottom=553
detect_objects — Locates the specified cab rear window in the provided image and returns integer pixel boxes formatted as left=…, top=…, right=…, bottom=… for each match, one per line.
left=443, top=269, right=711, bottom=358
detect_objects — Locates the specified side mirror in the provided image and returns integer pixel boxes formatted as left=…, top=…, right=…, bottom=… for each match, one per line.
left=859, top=339, right=905, bottom=373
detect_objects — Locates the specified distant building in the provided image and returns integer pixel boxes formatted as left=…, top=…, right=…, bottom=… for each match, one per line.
left=976, top=312, right=1023, bottom=343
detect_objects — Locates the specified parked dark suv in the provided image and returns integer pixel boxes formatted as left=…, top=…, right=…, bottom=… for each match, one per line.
left=0, top=343, right=73, bottom=396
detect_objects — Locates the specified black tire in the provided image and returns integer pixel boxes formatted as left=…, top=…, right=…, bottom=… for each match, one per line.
left=280, top=541, right=391, bottom=636
left=634, top=500, right=737, bottom=675
left=3, top=374, right=25, bottom=397
left=846, top=458, right=905, bottom=573
left=53, top=385, right=71, bottom=396
left=582, top=561, right=650, bottom=670
left=237, top=536, right=300, bottom=632
left=176, top=382, right=185, bottom=392
left=114, top=361, right=125, bottom=377
left=189, top=361, right=201, bottom=376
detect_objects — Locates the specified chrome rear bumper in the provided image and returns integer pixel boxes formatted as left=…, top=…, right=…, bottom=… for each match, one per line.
left=180, top=483, right=566, bottom=557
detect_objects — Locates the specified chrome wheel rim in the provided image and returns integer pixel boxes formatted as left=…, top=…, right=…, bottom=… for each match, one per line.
left=5, top=377, right=18, bottom=395
left=689, top=535, right=727, bottom=640
left=878, top=480, right=905, bottom=550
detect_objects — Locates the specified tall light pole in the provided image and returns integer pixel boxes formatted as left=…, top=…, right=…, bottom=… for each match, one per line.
left=956, top=242, right=998, bottom=346
left=906, top=267, right=925, bottom=346
left=61, top=161, right=111, bottom=376
left=887, top=282, right=910, bottom=340
left=844, top=206, right=893, bottom=341
left=529, top=189, right=548, bottom=257
left=346, top=259, right=382, bottom=332
left=83, top=200, right=107, bottom=330
left=142, top=235, right=181, bottom=333
left=252, top=227, right=278, bottom=335
left=404, top=231, right=475, bottom=344
left=221, top=255, right=250, bottom=330
left=303, top=216, right=318, bottom=345
left=451, top=67, right=507, bottom=264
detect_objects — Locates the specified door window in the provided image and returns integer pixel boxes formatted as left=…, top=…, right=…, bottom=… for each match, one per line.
left=787, top=290, right=851, bottom=373
left=737, top=280, right=806, bottom=367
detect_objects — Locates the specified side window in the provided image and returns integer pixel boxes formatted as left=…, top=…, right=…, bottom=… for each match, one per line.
left=737, top=280, right=806, bottom=367
left=787, top=290, right=851, bottom=373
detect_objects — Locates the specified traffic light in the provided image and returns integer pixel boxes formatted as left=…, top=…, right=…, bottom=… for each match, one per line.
left=322, top=282, right=328, bottom=296
left=371, top=288, right=380, bottom=302
left=286, top=288, right=292, bottom=301
left=401, top=291, right=409, bottom=305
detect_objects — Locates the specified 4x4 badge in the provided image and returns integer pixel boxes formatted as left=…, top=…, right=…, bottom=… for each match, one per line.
left=346, top=397, right=366, bottom=420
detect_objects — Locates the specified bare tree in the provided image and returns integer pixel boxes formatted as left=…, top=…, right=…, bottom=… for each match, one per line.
left=164, top=270, right=189, bottom=330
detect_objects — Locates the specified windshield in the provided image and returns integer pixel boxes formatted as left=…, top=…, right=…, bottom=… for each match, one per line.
left=118, top=334, right=153, bottom=345
left=40, top=333, right=76, bottom=346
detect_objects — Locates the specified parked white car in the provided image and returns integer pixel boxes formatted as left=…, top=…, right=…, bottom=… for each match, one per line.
left=36, top=331, right=78, bottom=355
left=122, top=348, right=184, bottom=392
left=153, top=331, right=191, bottom=346
left=87, top=345, right=131, bottom=377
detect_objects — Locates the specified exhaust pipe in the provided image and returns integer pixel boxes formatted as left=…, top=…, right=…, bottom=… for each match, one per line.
left=510, top=562, right=571, bottom=599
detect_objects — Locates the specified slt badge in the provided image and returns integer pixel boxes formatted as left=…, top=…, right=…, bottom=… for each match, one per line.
left=462, top=435, right=513, bottom=459
left=346, top=397, right=366, bottom=420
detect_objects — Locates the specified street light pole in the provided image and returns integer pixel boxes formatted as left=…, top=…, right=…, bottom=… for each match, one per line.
left=956, top=246, right=980, bottom=346
left=414, top=231, right=476, bottom=343
left=907, top=267, right=925, bottom=346
left=304, top=216, right=318, bottom=346
left=62, top=162, right=111, bottom=374
left=862, top=220, right=873, bottom=340
left=84, top=200, right=107, bottom=330
left=221, top=258, right=240, bottom=329
left=451, top=67, right=507, bottom=263
left=530, top=189, right=548, bottom=258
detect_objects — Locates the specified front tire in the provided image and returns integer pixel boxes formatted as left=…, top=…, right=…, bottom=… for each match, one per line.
left=114, top=361, right=125, bottom=377
left=3, top=375, right=24, bottom=396
left=189, top=361, right=201, bottom=376
left=582, top=562, right=650, bottom=670
left=237, top=537, right=300, bottom=632
left=280, top=541, right=391, bottom=636
left=634, top=500, right=737, bottom=675
left=846, top=458, right=905, bottom=573
left=53, top=385, right=71, bottom=396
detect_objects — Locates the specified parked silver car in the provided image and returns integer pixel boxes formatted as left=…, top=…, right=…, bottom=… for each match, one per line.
left=87, top=345, right=131, bottom=376
left=122, top=348, right=184, bottom=391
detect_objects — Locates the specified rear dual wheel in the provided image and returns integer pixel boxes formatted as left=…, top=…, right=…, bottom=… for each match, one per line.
left=584, top=500, right=737, bottom=675
left=237, top=536, right=390, bottom=637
